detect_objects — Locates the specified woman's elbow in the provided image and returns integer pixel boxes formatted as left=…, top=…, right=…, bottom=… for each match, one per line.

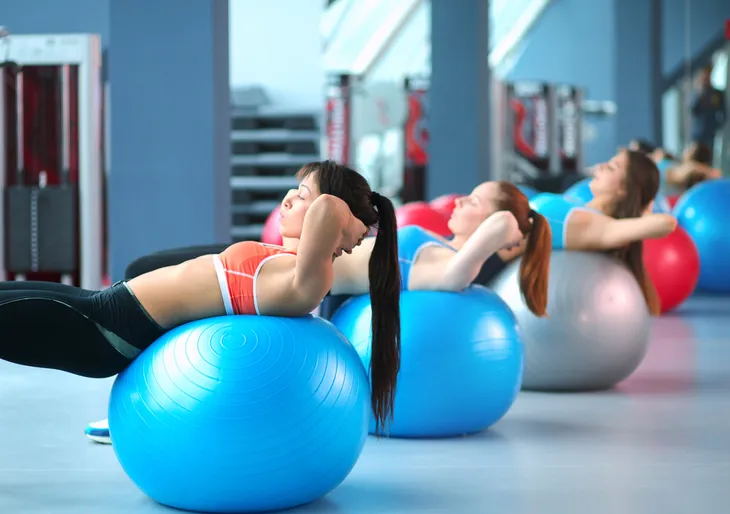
left=659, top=214, right=678, bottom=237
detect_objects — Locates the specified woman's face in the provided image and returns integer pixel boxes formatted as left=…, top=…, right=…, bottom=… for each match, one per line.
left=278, top=173, right=321, bottom=238
left=589, top=151, right=628, bottom=199
left=447, top=181, right=501, bottom=236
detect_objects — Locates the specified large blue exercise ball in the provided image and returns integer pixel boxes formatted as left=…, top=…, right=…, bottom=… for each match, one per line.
left=564, top=176, right=671, bottom=213
left=331, top=286, right=524, bottom=438
left=673, top=179, right=730, bottom=292
left=108, top=316, right=370, bottom=513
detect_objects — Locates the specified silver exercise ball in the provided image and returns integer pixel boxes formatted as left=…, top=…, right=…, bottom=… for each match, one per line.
left=490, top=251, right=652, bottom=391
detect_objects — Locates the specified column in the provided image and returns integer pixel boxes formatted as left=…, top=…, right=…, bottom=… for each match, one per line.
left=428, top=0, right=491, bottom=198
left=108, top=0, right=230, bottom=280
left=614, top=0, right=661, bottom=147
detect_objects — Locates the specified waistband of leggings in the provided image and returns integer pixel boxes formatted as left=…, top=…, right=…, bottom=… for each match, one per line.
left=114, top=281, right=166, bottom=332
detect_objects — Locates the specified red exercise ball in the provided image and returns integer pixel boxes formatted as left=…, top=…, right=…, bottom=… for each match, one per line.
left=665, top=194, right=681, bottom=210
left=396, top=202, right=452, bottom=237
left=429, top=193, right=460, bottom=220
left=643, top=226, right=699, bottom=314
left=261, top=206, right=283, bottom=245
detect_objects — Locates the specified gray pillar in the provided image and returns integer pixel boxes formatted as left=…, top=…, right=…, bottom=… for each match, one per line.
left=108, top=0, right=230, bottom=281
left=650, top=0, right=663, bottom=146
left=428, top=0, right=491, bottom=199
left=615, top=0, right=659, bottom=147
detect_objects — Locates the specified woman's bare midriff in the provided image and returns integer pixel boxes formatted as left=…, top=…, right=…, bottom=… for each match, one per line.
left=126, top=255, right=227, bottom=329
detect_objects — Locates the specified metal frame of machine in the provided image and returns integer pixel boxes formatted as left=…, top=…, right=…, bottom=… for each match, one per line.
left=0, top=33, right=103, bottom=289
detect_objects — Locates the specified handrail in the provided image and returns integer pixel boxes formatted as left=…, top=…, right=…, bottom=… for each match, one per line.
left=323, top=0, right=553, bottom=79
left=489, top=0, right=550, bottom=68
left=321, top=0, right=355, bottom=51
left=356, top=0, right=422, bottom=76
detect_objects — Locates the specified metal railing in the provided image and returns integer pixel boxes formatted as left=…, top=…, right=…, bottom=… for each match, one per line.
left=323, top=0, right=553, bottom=78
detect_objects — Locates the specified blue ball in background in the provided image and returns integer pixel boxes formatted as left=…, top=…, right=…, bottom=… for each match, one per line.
left=673, top=179, right=730, bottom=292
left=563, top=177, right=594, bottom=204
left=563, top=176, right=671, bottom=213
left=331, top=286, right=524, bottom=438
left=517, top=184, right=539, bottom=200
left=109, top=315, right=370, bottom=513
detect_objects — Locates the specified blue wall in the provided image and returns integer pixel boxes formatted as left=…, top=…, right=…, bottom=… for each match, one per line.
left=108, top=0, right=231, bottom=280
left=428, top=0, right=492, bottom=197
left=2, top=0, right=231, bottom=281
left=614, top=0, right=658, bottom=153
left=0, top=0, right=109, bottom=44
left=662, top=0, right=730, bottom=76
left=508, top=0, right=730, bottom=165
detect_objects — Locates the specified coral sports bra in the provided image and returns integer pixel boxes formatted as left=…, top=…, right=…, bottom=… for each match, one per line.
left=213, top=242, right=297, bottom=315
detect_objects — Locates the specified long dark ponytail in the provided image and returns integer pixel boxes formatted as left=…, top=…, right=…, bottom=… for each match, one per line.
left=368, top=192, right=401, bottom=433
left=296, top=161, right=401, bottom=432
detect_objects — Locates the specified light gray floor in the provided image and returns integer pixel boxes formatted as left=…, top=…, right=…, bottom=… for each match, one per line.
left=1, top=296, right=729, bottom=514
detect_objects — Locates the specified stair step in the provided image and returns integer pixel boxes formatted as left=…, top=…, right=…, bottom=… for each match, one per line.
left=232, top=200, right=280, bottom=217
left=231, top=111, right=319, bottom=132
left=232, top=140, right=318, bottom=156
left=231, top=129, right=320, bottom=143
left=228, top=102, right=320, bottom=243
left=232, top=188, right=288, bottom=206
left=231, top=153, right=320, bottom=168
left=230, top=176, right=299, bottom=191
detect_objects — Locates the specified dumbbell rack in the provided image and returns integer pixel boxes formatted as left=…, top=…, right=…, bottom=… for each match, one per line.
left=0, top=33, right=104, bottom=289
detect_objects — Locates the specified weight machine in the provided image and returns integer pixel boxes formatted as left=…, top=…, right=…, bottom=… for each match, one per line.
left=0, top=31, right=104, bottom=289
left=325, top=72, right=586, bottom=201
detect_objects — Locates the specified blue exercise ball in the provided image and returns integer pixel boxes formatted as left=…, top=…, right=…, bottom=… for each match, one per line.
left=331, top=286, right=524, bottom=438
left=563, top=176, right=671, bottom=213
left=673, top=179, right=730, bottom=292
left=563, top=177, right=594, bottom=204
left=517, top=184, right=539, bottom=200
left=109, top=315, right=370, bottom=513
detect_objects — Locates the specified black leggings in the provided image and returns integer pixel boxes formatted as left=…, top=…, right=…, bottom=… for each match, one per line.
left=0, top=281, right=166, bottom=378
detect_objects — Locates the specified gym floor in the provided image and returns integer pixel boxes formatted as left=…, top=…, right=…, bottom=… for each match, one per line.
left=1, top=296, right=728, bottom=514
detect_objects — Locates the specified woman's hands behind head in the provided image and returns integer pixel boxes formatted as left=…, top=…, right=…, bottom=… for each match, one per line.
left=487, top=211, right=524, bottom=250
left=314, top=194, right=368, bottom=258
left=338, top=215, right=368, bottom=257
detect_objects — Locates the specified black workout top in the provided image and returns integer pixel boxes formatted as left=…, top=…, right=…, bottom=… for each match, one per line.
left=472, top=253, right=507, bottom=287
left=319, top=252, right=507, bottom=320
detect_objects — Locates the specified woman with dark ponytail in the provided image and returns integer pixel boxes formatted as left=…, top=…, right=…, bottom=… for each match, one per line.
left=86, top=172, right=545, bottom=443
left=295, top=162, right=401, bottom=432
left=0, top=160, right=401, bottom=439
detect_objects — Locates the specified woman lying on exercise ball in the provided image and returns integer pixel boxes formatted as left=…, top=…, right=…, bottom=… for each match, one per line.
left=85, top=180, right=553, bottom=443
left=324, top=181, right=552, bottom=316
left=0, top=160, right=403, bottom=434
left=531, top=148, right=677, bottom=315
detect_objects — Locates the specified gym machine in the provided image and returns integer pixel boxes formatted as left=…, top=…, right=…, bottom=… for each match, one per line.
left=0, top=31, right=104, bottom=289
left=493, top=80, right=584, bottom=191
left=325, top=73, right=408, bottom=203
left=324, top=72, right=587, bottom=202
left=402, top=75, right=429, bottom=203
